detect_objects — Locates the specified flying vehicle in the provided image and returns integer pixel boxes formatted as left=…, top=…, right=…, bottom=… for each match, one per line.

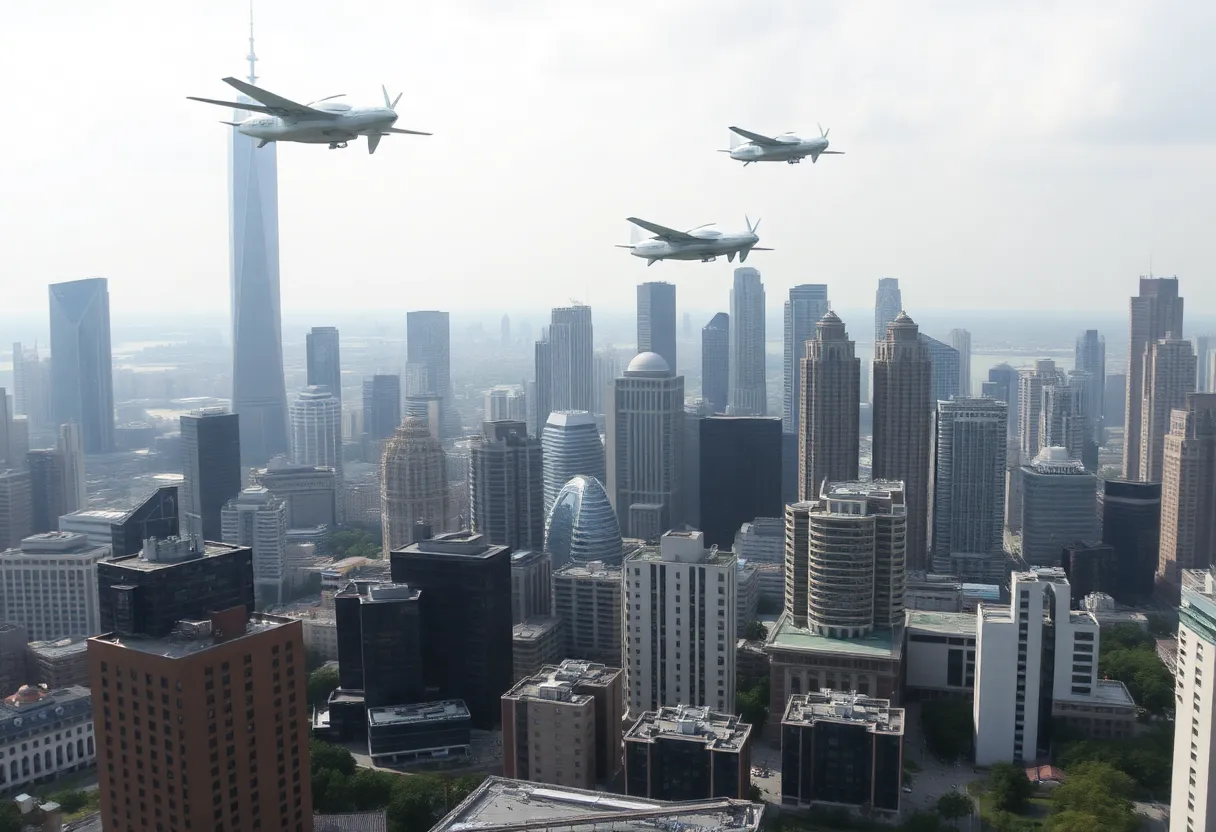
left=617, top=217, right=772, bottom=266
left=721, top=125, right=844, bottom=165
left=188, top=77, right=431, bottom=154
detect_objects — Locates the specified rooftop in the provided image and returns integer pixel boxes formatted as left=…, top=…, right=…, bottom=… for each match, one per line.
left=783, top=691, right=905, bottom=735
left=553, top=560, right=622, bottom=579
left=89, top=614, right=296, bottom=660
left=905, top=610, right=977, bottom=637
left=103, top=540, right=247, bottom=572
left=432, top=776, right=763, bottom=832
left=504, top=661, right=622, bottom=702
left=61, top=509, right=127, bottom=522
left=26, top=636, right=89, bottom=658
left=766, top=611, right=904, bottom=661
left=367, top=699, right=470, bottom=727
left=513, top=618, right=563, bottom=642
left=313, top=811, right=388, bottom=832
left=625, top=705, right=752, bottom=751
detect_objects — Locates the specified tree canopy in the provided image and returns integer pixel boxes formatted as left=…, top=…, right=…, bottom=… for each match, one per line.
left=1048, top=762, right=1138, bottom=832
left=987, top=761, right=1033, bottom=814
left=331, top=528, right=383, bottom=559
left=308, top=665, right=342, bottom=709
left=736, top=676, right=770, bottom=731
left=1098, top=627, right=1174, bottom=715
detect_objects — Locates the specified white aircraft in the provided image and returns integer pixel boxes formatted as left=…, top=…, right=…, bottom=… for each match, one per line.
left=617, top=217, right=772, bottom=266
left=722, top=125, right=844, bottom=165
left=188, top=76, right=431, bottom=154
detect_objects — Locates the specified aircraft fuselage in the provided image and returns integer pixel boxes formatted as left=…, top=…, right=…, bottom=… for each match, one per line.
left=237, top=107, right=398, bottom=144
left=730, top=136, right=830, bottom=163
left=631, top=232, right=761, bottom=263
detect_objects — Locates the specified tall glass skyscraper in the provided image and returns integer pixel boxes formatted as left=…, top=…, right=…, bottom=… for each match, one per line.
left=637, top=282, right=677, bottom=375
left=729, top=268, right=766, bottom=416
left=540, top=411, right=606, bottom=516
left=544, top=475, right=623, bottom=568
left=874, top=277, right=902, bottom=343
left=783, top=285, right=830, bottom=434
left=230, top=28, right=288, bottom=465
left=305, top=327, right=342, bottom=404
left=48, top=278, right=114, bottom=453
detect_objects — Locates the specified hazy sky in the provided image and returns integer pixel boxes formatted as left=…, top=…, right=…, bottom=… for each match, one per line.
left=2, top=0, right=1214, bottom=322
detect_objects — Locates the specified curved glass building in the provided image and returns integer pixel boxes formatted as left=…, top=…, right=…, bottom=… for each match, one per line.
left=544, top=475, right=622, bottom=568
left=541, top=411, right=606, bottom=515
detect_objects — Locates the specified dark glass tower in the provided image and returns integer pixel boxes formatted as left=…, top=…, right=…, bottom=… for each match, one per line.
left=637, top=282, right=677, bottom=376
left=362, top=374, right=402, bottom=442
left=1099, top=479, right=1161, bottom=602
left=180, top=409, right=242, bottom=542
left=306, top=326, right=342, bottom=403
left=469, top=420, right=545, bottom=550
left=111, top=486, right=181, bottom=558
left=698, top=416, right=782, bottom=549
left=334, top=583, right=426, bottom=708
left=26, top=449, right=66, bottom=533
left=701, top=313, right=729, bottom=415
left=48, top=278, right=114, bottom=453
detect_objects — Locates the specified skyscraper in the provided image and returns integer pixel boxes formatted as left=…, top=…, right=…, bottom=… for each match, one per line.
left=784, top=285, right=831, bottom=434
left=1099, top=480, right=1160, bottom=603
left=58, top=423, right=86, bottom=513
left=637, top=282, right=677, bottom=374
left=798, top=311, right=860, bottom=500
left=1040, top=377, right=1086, bottom=462
left=25, top=449, right=66, bottom=534
left=1124, top=277, right=1184, bottom=480
left=1139, top=337, right=1196, bottom=483
left=1017, top=359, right=1063, bottom=459
left=501, top=314, right=511, bottom=349
left=697, top=416, right=783, bottom=549
left=541, top=410, right=606, bottom=516
left=550, top=306, right=595, bottom=412
left=701, top=313, right=729, bottom=415
left=1195, top=335, right=1214, bottom=393
left=48, top=278, right=114, bottom=453
left=229, top=31, right=288, bottom=466
left=1106, top=373, right=1127, bottom=429
left=985, top=363, right=1019, bottom=436
left=362, top=373, right=402, bottom=442
left=872, top=312, right=933, bottom=571
left=381, top=417, right=450, bottom=552
left=485, top=385, right=528, bottom=422
left=221, top=486, right=288, bottom=606
left=728, top=268, right=766, bottom=416
left=1075, top=330, right=1106, bottom=429
left=180, top=408, right=242, bottom=542
left=874, top=278, right=901, bottom=343
left=1169, top=570, right=1216, bottom=832
left=533, top=335, right=553, bottom=434
left=918, top=333, right=960, bottom=405
left=1157, top=393, right=1216, bottom=590
left=949, top=329, right=972, bottom=397
left=11, top=343, right=49, bottom=438
left=1019, top=447, right=1098, bottom=566
left=406, top=310, right=452, bottom=402
left=470, top=420, right=545, bottom=550
left=606, top=353, right=684, bottom=539
left=591, top=347, right=619, bottom=417
left=289, top=385, right=343, bottom=482
left=929, top=398, right=1008, bottom=572
left=305, top=325, right=342, bottom=403
left=544, top=475, right=622, bottom=568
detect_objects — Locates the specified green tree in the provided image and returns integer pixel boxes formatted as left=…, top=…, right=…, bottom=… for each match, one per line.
left=935, top=792, right=971, bottom=824
left=900, top=811, right=946, bottom=832
left=351, top=768, right=397, bottom=810
left=310, top=737, right=356, bottom=777
left=0, top=803, right=21, bottom=832
left=308, top=665, right=341, bottom=709
left=987, top=761, right=1032, bottom=813
left=736, top=676, right=770, bottom=731
left=1050, top=762, right=1137, bottom=832
left=1102, top=623, right=1153, bottom=650
left=331, top=528, right=383, bottom=559
left=920, top=699, right=973, bottom=761
left=47, top=790, right=90, bottom=814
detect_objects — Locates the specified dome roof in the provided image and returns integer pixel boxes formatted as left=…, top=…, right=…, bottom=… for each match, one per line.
left=626, top=351, right=670, bottom=375
left=544, top=476, right=622, bottom=568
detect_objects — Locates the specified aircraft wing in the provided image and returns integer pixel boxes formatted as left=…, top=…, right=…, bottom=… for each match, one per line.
left=819, top=150, right=845, bottom=154
left=221, top=76, right=330, bottom=118
left=626, top=217, right=698, bottom=243
left=386, top=127, right=433, bottom=136
left=187, top=96, right=279, bottom=115
left=729, top=126, right=782, bottom=146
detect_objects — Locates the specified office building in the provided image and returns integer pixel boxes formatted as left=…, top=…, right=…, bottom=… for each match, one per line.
left=362, top=374, right=402, bottom=443
left=624, top=531, right=736, bottom=715
left=470, top=420, right=545, bottom=550
left=0, top=684, right=95, bottom=793
left=1060, top=542, right=1115, bottom=604
left=637, top=282, right=677, bottom=374
left=784, top=285, right=831, bottom=434
left=89, top=610, right=311, bottom=831
left=697, top=417, right=782, bottom=549
left=25, top=449, right=66, bottom=534
left=591, top=347, right=619, bottom=418
left=552, top=560, right=623, bottom=668
left=1075, top=329, right=1106, bottom=426
left=485, top=385, right=528, bottom=423
left=545, top=476, right=622, bottom=568
left=513, top=618, right=565, bottom=681
left=249, top=460, right=339, bottom=529
left=1140, top=337, right=1197, bottom=483
left=381, top=417, right=450, bottom=552
left=222, top=487, right=288, bottom=606
left=1125, top=277, right=1185, bottom=478
left=391, top=532, right=512, bottom=729
left=1170, top=570, right=1216, bottom=832
left=541, top=411, right=606, bottom=516
left=290, top=385, right=343, bottom=482
left=985, top=363, right=1019, bottom=436
left=26, top=636, right=89, bottom=690
left=365, top=699, right=472, bottom=765
left=106, top=487, right=179, bottom=561
left=728, top=268, right=766, bottom=416
left=734, top=517, right=785, bottom=601
left=1158, top=393, right=1216, bottom=590
left=798, top=311, right=860, bottom=501
left=918, top=333, right=960, bottom=405
left=0, top=622, right=26, bottom=696
left=682, top=401, right=709, bottom=528
left=550, top=305, right=595, bottom=413
left=872, top=312, right=933, bottom=571
left=1098, top=479, right=1160, bottom=603
left=334, top=581, right=425, bottom=707
left=873, top=278, right=901, bottom=343
left=306, top=326, right=342, bottom=403
left=702, top=313, right=730, bottom=415
left=606, top=353, right=684, bottom=539
left=624, top=705, right=752, bottom=801
left=180, top=408, right=241, bottom=542
left=0, top=391, right=10, bottom=467
left=974, top=569, right=1134, bottom=765
left=511, top=549, right=552, bottom=623
left=1040, top=375, right=1087, bottom=463
left=11, top=343, right=50, bottom=439
left=57, top=423, right=86, bottom=514
left=0, top=532, right=106, bottom=641
left=780, top=691, right=904, bottom=813
left=1019, top=447, right=1098, bottom=567
left=533, top=336, right=554, bottom=436
left=1017, top=359, right=1063, bottom=458
left=48, top=277, right=115, bottom=453
left=406, top=310, right=453, bottom=433
left=950, top=328, right=972, bottom=397
left=1195, top=335, right=1214, bottom=393
left=503, top=660, right=624, bottom=785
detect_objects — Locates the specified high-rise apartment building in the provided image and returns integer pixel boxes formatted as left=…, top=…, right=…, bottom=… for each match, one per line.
left=1170, top=570, right=1216, bottom=832
left=545, top=475, right=622, bottom=568
left=624, top=531, right=737, bottom=715
left=918, top=333, right=961, bottom=406
left=0, top=469, right=33, bottom=551
left=784, top=285, right=831, bottom=434
left=702, top=313, right=730, bottom=415
left=470, top=420, right=545, bottom=550
left=798, top=311, right=860, bottom=501
left=390, top=532, right=513, bottom=729
left=222, top=486, right=288, bottom=606
left=1075, top=330, right=1106, bottom=428
left=1019, top=447, right=1098, bottom=566
left=606, top=353, right=684, bottom=539
left=25, top=449, right=66, bottom=534
left=1017, top=359, right=1063, bottom=459
left=1158, top=394, right=1216, bottom=590
left=510, top=548, right=552, bottom=623
left=58, top=423, right=86, bottom=513
left=550, top=306, right=595, bottom=413
left=929, top=398, right=1008, bottom=573
left=1124, top=277, right=1185, bottom=480
left=950, top=328, right=972, bottom=397
left=180, top=408, right=242, bottom=542
left=697, top=417, right=782, bottom=549
left=381, top=417, right=450, bottom=552
left=362, top=374, right=402, bottom=444
left=874, top=278, right=901, bottom=343
left=552, top=560, right=623, bottom=668
left=872, top=312, right=933, bottom=571
left=48, top=278, right=114, bottom=453
left=637, top=282, right=677, bottom=375
left=541, top=411, right=606, bottom=516
left=1098, top=479, right=1160, bottom=603
left=289, top=385, right=343, bottom=482
left=305, top=326, right=342, bottom=403
left=0, top=532, right=107, bottom=641
left=1139, top=337, right=1196, bottom=483
left=729, top=268, right=766, bottom=415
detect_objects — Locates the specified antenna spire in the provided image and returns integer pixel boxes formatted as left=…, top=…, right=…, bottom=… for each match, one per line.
left=246, top=1, right=259, bottom=84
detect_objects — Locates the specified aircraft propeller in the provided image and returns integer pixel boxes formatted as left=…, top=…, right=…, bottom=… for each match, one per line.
left=818, top=123, right=830, bottom=138
left=382, top=85, right=404, bottom=110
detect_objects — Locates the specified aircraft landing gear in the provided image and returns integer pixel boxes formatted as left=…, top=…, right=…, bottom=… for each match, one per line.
left=700, top=256, right=718, bottom=263
left=787, top=158, right=802, bottom=164
left=328, top=141, right=349, bottom=150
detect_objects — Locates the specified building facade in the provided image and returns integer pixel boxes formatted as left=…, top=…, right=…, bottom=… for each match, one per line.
left=873, top=278, right=901, bottom=343
left=1139, top=337, right=1197, bottom=483
left=702, top=313, right=730, bottom=415
left=381, top=417, right=450, bottom=552
left=544, top=475, right=622, bottom=568
left=1158, top=394, right=1216, bottom=590
left=784, top=285, right=831, bottom=434
left=541, top=411, right=606, bottom=517
left=798, top=311, right=860, bottom=501
left=625, top=705, right=752, bottom=801
left=698, top=416, right=782, bottom=549
left=48, top=277, right=115, bottom=454
left=1171, top=570, right=1216, bottom=832
left=728, top=268, right=766, bottom=416
left=222, top=487, right=289, bottom=606
left=949, top=328, right=972, bottom=398
left=470, top=420, right=545, bottom=551
left=0, top=532, right=107, bottom=641
left=181, top=408, right=242, bottom=542
left=1019, top=447, right=1098, bottom=567
left=552, top=560, right=623, bottom=668
left=306, top=326, right=342, bottom=403
left=1099, top=479, right=1160, bottom=603
left=637, top=282, right=677, bottom=376
left=290, top=385, right=343, bottom=482
left=1125, top=277, right=1185, bottom=480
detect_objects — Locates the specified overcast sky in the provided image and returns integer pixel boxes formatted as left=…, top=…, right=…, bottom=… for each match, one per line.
left=2, top=0, right=1214, bottom=323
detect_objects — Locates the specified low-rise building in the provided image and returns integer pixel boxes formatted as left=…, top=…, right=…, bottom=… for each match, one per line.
left=904, top=573, right=963, bottom=612
left=903, top=611, right=976, bottom=700
left=512, top=618, right=564, bottom=682
left=367, top=700, right=472, bottom=764
left=25, top=637, right=90, bottom=689
left=624, top=704, right=752, bottom=801
left=552, top=560, right=622, bottom=668
left=0, top=685, right=95, bottom=792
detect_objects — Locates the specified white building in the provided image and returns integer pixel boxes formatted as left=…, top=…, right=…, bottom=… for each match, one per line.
left=1172, top=570, right=1216, bottom=832
left=289, top=385, right=343, bottom=482
left=903, top=610, right=975, bottom=697
left=0, top=685, right=95, bottom=791
left=624, top=530, right=736, bottom=717
left=541, top=411, right=606, bottom=517
left=485, top=385, right=529, bottom=423
left=734, top=517, right=784, bottom=602
left=0, top=533, right=108, bottom=641
left=57, top=508, right=126, bottom=548
left=221, top=486, right=288, bottom=606
left=728, top=267, right=766, bottom=416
